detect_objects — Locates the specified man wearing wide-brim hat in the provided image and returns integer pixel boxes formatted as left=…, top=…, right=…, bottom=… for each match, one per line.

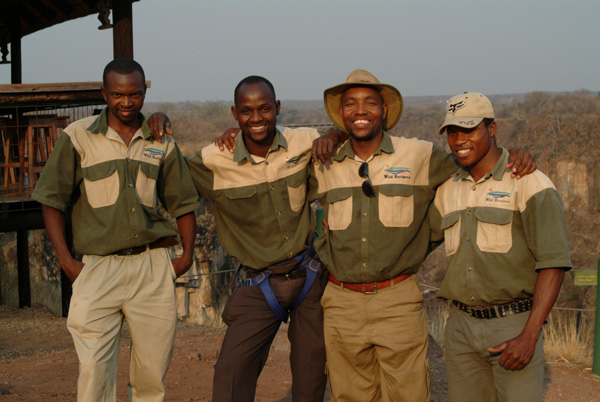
left=308, top=70, right=536, bottom=401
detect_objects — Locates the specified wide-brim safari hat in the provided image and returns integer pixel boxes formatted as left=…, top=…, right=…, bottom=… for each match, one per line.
left=323, top=69, right=403, bottom=132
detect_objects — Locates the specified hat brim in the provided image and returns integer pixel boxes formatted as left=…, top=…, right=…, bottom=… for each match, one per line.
left=324, top=83, right=403, bottom=132
left=438, top=117, right=485, bottom=135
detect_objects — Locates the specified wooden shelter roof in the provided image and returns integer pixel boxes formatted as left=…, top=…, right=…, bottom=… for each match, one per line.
left=0, top=0, right=139, bottom=47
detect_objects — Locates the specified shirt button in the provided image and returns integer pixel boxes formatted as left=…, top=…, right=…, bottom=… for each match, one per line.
left=265, top=161, right=269, bottom=165
left=288, top=252, right=294, bottom=258
left=270, top=186, right=275, bottom=191
left=277, top=211, right=282, bottom=216
left=130, top=208, right=135, bottom=213
left=466, top=237, right=471, bottom=242
left=362, top=263, right=367, bottom=268
left=470, top=296, right=475, bottom=301
left=126, top=158, right=130, bottom=164
left=361, top=237, right=367, bottom=242
left=283, top=236, right=289, bottom=241
left=362, top=212, right=368, bottom=216
left=133, top=234, right=138, bottom=238
left=128, top=183, right=133, bottom=188
left=467, top=267, right=472, bottom=271
left=471, top=186, right=476, bottom=191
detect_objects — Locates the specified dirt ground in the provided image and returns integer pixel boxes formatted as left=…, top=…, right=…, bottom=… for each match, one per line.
left=1, top=305, right=600, bottom=401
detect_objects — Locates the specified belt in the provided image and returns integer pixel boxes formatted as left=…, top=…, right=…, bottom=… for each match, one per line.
left=452, top=298, right=533, bottom=319
left=112, top=237, right=177, bottom=256
left=328, top=273, right=412, bottom=294
left=246, top=266, right=307, bottom=280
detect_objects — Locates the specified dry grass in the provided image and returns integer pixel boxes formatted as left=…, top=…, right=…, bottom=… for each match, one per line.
left=543, top=309, right=594, bottom=365
left=425, top=299, right=449, bottom=348
left=425, top=304, right=595, bottom=366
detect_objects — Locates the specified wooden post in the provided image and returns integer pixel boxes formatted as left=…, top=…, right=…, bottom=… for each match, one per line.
left=112, top=0, right=134, bottom=59
left=16, top=230, right=30, bottom=308
left=10, top=11, right=22, bottom=84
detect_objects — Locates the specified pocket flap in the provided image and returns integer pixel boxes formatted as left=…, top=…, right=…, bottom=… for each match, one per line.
left=285, top=170, right=307, bottom=188
left=139, top=162, right=160, bottom=180
left=378, top=184, right=413, bottom=197
left=82, top=161, right=117, bottom=181
left=441, top=210, right=460, bottom=230
left=474, top=207, right=512, bottom=225
left=326, top=187, right=352, bottom=203
left=224, top=186, right=257, bottom=200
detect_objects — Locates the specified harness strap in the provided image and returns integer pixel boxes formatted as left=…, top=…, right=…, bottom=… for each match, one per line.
left=234, top=239, right=321, bottom=323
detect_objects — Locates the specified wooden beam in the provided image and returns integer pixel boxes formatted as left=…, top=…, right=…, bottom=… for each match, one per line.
left=112, top=0, right=134, bottom=59
left=51, top=0, right=75, bottom=17
left=17, top=230, right=31, bottom=308
left=9, top=8, right=21, bottom=84
left=24, top=0, right=56, bottom=25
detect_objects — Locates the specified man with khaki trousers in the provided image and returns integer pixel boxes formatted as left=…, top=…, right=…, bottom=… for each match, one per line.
left=32, top=58, right=198, bottom=401
left=309, top=70, right=536, bottom=401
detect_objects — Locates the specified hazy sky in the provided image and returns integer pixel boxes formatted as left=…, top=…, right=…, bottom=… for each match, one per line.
left=0, top=0, right=598, bottom=103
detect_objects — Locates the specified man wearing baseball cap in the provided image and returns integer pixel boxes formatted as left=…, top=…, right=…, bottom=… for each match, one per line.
left=429, top=92, right=571, bottom=401
left=308, top=73, right=535, bottom=401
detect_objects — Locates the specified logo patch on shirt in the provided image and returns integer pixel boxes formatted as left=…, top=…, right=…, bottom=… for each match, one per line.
left=486, top=190, right=511, bottom=203
left=285, top=152, right=308, bottom=168
left=384, top=165, right=411, bottom=179
left=143, top=145, right=166, bottom=160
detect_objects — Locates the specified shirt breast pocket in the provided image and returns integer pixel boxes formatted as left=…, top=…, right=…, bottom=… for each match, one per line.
left=285, top=171, right=307, bottom=213
left=327, top=188, right=352, bottom=231
left=440, top=211, right=461, bottom=256
left=82, top=161, right=119, bottom=208
left=474, top=207, right=513, bottom=253
left=378, top=184, right=414, bottom=227
left=136, top=162, right=160, bottom=207
left=224, top=186, right=258, bottom=224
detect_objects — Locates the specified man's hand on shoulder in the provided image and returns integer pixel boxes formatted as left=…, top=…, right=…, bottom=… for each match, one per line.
left=312, top=130, right=348, bottom=165
left=148, top=112, right=173, bottom=143
left=506, top=148, right=536, bottom=179
left=215, top=128, right=240, bottom=154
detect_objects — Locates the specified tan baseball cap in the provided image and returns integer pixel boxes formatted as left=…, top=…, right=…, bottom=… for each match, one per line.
left=324, top=69, right=403, bottom=132
left=438, top=92, right=495, bottom=135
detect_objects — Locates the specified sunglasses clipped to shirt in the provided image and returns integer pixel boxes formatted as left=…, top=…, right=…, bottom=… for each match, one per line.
left=359, top=162, right=376, bottom=198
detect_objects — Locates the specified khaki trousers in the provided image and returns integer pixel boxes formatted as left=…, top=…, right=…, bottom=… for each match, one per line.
left=67, top=248, right=177, bottom=402
left=444, top=303, right=545, bottom=402
left=321, top=275, right=430, bottom=402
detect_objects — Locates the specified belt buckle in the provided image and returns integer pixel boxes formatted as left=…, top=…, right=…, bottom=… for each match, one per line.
left=121, top=247, right=135, bottom=256
left=364, top=283, right=377, bottom=295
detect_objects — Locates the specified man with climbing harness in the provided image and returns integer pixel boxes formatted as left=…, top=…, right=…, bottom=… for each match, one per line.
left=150, top=75, right=345, bottom=402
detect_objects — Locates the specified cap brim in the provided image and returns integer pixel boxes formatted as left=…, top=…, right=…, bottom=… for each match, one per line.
left=438, top=117, right=485, bottom=135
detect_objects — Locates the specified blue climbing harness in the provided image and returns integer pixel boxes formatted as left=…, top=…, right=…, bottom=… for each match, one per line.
left=234, top=242, right=321, bottom=323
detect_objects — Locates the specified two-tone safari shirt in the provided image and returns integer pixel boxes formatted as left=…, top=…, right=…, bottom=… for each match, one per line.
left=309, top=132, right=458, bottom=283
left=187, top=126, right=319, bottom=269
left=430, top=148, right=572, bottom=306
left=32, top=108, right=199, bottom=256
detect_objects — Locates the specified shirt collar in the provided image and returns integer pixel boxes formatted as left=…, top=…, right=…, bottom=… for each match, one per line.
left=233, top=126, right=287, bottom=163
left=452, top=147, right=509, bottom=182
left=87, top=107, right=152, bottom=140
left=333, top=131, right=395, bottom=162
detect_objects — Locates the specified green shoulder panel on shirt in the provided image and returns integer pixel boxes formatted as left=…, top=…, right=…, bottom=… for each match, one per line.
left=186, top=126, right=318, bottom=269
